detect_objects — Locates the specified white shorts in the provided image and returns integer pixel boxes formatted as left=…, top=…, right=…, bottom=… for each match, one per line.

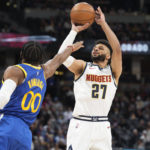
left=66, top=118, right=112, bottom=150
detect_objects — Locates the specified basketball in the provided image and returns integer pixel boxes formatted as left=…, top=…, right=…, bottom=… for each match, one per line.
left=70, top=2, right=95, bottom=25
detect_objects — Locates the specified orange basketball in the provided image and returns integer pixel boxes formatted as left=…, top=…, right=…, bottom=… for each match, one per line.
left=70, top=2, right=95, bottom=25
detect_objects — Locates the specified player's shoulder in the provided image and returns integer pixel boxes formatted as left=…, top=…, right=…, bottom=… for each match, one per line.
left=4, top=65, right=25, bottom=80
left=87, top=62, right=92, bottom=65
left=5, top=65, right=22, bottom=74
left=86, top=62, right=96, bottom=67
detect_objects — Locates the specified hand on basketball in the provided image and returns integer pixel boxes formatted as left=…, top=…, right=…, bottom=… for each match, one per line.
left=71, top=41, right=84, bottom=52
left=71, top=22, right=90, bottom=33
left=95, top=6, right=106, bottom=26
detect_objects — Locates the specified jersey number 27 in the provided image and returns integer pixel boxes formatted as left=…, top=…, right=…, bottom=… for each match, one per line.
left=92, top=84, right=107, bottom=99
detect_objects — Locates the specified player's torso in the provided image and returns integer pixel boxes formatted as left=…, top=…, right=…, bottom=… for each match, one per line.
left=0, top=63, right=47, bottom=126
left=73, top=62, right=117, bottom=116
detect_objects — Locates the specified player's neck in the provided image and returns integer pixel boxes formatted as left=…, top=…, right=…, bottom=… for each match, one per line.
left=93, top=61, right=108, bottom=68
left=21, top=60, right=40, bottom=67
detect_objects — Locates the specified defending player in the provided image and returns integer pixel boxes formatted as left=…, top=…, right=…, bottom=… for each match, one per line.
left=0, top=33, right=89, bottom=149
left=58, top=7, right=122, bottom=150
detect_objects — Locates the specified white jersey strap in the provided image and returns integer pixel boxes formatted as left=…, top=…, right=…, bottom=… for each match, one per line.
left=110, top=65, right=117, bottom=88
left=74, top=62, right=88, bottom=82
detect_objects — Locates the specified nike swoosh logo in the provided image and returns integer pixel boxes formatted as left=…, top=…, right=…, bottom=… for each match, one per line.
left=89, top=68, right=95, bottom=69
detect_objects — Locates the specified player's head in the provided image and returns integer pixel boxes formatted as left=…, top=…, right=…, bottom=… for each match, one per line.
left=91, top=39, right=112, bottom=64
left=20, top=41, right=45, bottom=65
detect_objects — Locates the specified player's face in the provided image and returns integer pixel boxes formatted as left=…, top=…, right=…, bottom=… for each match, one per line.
left=91, top=44, right=110, bottom=62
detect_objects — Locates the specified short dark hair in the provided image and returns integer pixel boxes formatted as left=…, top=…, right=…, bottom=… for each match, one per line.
left=21, top=41, right=45, bottom=65
left=95, top=39, right=112, bottom=56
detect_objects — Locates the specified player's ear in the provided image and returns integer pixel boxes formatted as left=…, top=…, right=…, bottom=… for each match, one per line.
left=106, top=53, right=110, bottom=60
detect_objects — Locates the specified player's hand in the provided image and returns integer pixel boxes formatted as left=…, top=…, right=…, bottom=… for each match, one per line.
left=95, top=6, right=106, bottom=26
left=71, top=22, right=90, bottom=33
left=69, top=41, right=84, bottom=52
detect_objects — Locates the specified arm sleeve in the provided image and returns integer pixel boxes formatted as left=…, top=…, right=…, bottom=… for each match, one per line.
left=58, top=30, right=77, bottom=54
left=0, top=79, right=17, bottom=109
left=58, top=30, right=77, bottom=67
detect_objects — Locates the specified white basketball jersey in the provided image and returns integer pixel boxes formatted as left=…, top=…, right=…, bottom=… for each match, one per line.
left=73, top=62, right=117, bottom=117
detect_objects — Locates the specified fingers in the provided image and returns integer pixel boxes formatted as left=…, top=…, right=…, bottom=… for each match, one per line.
left=71, top=21, right=75, bottom=27
left=73, top=41, right=84, bottom=49
left=95, top=13, right=100, bottom=19
left=77, top=23, right=90, bottom=28
left=75, top=41, right=84, bottom=45
left=83, top=23, right=90, bottom=29
left=78, top=41, right=84, bottom=45
left=95, top=6, right=102, bottom=15
left=95, top=10, right=99, bottom=14
left=98, top=6, right=102, bottom=13
left=72, top=41, right=85, bottom=52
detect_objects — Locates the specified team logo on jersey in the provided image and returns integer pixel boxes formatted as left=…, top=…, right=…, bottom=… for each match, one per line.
left=37, top=71, right=39, bottom=76
left=68, top=145, right=73, bottom=150
left=75, top=123, right=79, bottom=128
left=86, top=74, right=111, bottom=83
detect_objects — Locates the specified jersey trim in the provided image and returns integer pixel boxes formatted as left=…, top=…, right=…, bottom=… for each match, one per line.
left=73, top=117, right=108, bottom=122
left=91, top=63, right=108, bottom=71
left=74, top=62, right=87, bottom=82
left=23, top=63, right=41, bottom=70
left=15, top=65, right=27, bottom=78
left=40, top=64, right=46, bottom=81
left=110, top=66, right=117, bottom=88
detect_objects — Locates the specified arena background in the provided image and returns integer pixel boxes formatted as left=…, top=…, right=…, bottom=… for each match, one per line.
left=0, top=0, right=150, bottom=149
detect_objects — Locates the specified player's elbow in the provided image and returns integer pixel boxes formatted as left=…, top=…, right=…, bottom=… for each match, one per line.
left=116, top=43, right=122, bottom=54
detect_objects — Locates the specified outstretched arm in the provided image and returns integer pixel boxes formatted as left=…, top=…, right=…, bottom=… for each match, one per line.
left=58, top=23, right=89, bottom=76
left=95, top=7, right=122, bottom=84
left=43, top=41, right=84, bottom=79
left=58, top=22, right=89, bottom=54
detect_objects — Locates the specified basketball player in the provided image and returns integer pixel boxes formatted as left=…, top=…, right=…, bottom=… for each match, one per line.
left=0, top=37, right=89, bottom=149
left=58, top=7, right=122, bottom=150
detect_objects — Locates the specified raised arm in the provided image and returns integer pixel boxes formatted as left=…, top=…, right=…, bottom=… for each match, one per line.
left=95, top=7, right=122, bottom=84
left=43, top=41, right=84, bottom=79
left=57, top=23, right=89, bottom=76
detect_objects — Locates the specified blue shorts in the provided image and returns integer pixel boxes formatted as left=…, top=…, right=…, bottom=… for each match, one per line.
left=0, top=114, right=32, bottom=150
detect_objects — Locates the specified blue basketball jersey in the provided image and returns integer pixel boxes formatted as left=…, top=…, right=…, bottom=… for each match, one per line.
left=0, top=63, right=47, bottom=126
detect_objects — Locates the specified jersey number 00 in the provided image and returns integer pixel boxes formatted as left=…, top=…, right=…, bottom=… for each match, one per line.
left=21, top=91, right=41, bottom=113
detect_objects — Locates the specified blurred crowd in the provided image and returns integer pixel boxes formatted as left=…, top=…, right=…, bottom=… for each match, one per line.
left=1, top=14, right=150, bottom=42
left=24, top=17, right=150, bottom=41
left=0, top=0, right=150, bottom=42
left=30, top=78, right=150, bottom=150
left=1, top=0, right=149, bottom=13
left=110, top=83, right=150, bottom=149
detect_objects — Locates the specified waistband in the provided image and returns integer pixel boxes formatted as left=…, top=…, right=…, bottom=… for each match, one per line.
left=73, top=115, right=108, bottom=122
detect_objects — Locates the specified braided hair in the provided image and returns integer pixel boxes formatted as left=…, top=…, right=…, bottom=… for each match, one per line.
left=20, top=41, right=45, bottom=65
